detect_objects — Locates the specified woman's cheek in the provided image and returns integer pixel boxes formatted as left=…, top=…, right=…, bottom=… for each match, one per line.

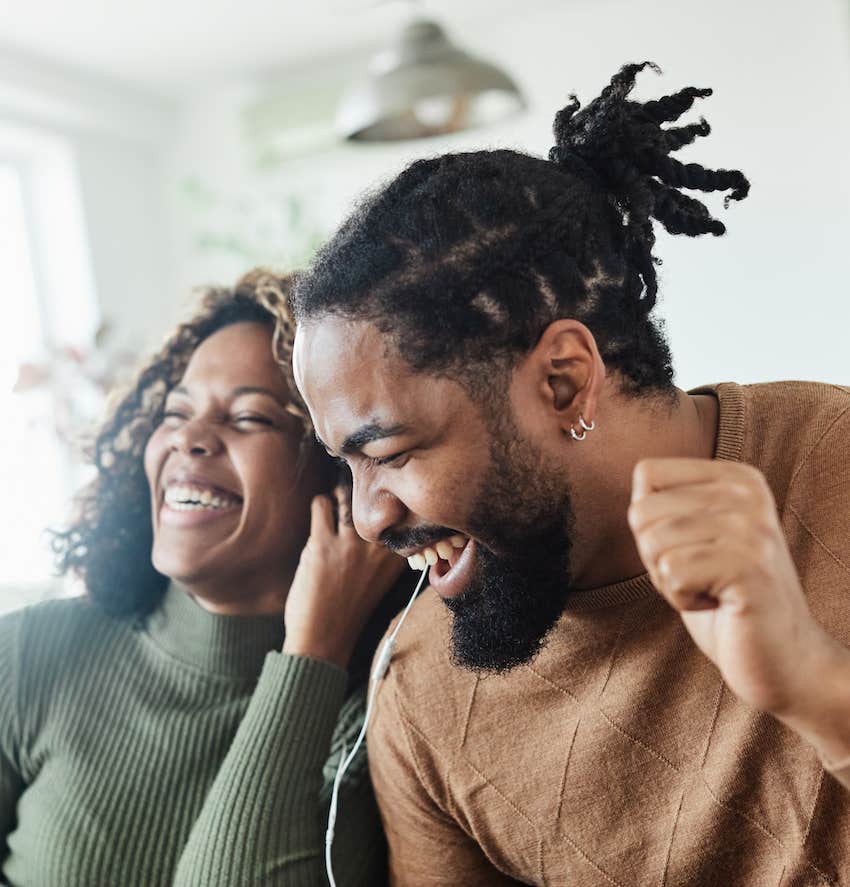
left=142, top=429, right=165, bottom=488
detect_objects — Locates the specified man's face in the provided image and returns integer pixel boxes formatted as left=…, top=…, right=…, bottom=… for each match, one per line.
left=294, top=317, right=575, bottom=672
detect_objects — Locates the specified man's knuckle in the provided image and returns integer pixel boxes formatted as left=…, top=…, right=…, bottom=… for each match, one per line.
left=633, top=459, right=654, bottom=486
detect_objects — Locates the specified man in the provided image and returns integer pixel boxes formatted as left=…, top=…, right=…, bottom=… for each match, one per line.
left=292, top=63, right=849, bottom=884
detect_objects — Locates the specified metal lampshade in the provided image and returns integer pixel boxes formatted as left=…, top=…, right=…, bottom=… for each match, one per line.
left=336, top=19, right=525, bottom=142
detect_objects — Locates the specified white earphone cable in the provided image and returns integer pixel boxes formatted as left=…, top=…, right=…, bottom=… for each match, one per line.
left=325, top=566, right=429, bottom=887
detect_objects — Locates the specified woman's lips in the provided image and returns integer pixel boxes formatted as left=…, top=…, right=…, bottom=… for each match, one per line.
left=428, top=537, right=476, bottom=599
left=159, top=500, right=241, bottom=528
left=158, top=482, right=243, bottom=528
left=162, top=477, right=242, bottom=503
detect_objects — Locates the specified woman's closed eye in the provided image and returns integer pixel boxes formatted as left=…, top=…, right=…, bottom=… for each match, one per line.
left=233, top=414, right=274, bottom=428
left=162, top=408, right=189, bottom=424
left=160, top=407, right=274, bottom=429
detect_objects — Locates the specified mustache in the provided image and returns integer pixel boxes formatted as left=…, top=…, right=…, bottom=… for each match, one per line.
left=380, top=524, right=456, bottom=553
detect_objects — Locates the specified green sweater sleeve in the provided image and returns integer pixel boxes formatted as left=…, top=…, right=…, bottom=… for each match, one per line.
left=174, top=652, right=386, bottom=887
left=0, top=611, right=24, bottom=869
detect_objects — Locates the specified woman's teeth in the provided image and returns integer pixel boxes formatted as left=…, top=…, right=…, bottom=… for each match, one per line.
left=407, top=534, right=467, bottom=571
left=164, top=485, right=239, bottom=511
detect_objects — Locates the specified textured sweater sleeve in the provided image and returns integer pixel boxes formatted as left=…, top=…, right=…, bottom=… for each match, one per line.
left=0, top=611, right=25, bottom=869
left=174, top=651, right=386, bottom=886
left=824, top=758, right=850, bottom=791
left=368, top=676, right=520, bottom=887
left=784, top=388, right=850, bottom=792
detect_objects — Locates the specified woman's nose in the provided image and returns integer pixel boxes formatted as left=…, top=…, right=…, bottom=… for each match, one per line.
left=168, top=419, right=223, bottom=457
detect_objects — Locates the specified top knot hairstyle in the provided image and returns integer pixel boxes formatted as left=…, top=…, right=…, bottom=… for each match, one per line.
left=293, top=62, right=750, bottom=396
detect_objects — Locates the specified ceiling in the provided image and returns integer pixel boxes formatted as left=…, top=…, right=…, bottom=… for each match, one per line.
left=0, top=0, right=539, bottom=98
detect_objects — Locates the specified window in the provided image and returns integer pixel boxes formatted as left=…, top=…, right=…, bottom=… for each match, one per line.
left=0, top=127, right=98, bottom=615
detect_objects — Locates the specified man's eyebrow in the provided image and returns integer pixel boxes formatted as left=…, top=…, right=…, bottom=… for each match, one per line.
left=315, top=423, right=409, bottom=457
left=315, top=422, right=408, bottom=457
left=341, top=422, right=408, bottom=454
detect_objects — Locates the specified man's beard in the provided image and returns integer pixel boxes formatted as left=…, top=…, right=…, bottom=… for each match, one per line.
left=443, top=414, right=575, bottom=673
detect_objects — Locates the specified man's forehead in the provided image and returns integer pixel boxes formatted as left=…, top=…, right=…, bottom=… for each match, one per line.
left=294, top=316, right=411, bottom=441
left=296, top=317, right=396, bottom=391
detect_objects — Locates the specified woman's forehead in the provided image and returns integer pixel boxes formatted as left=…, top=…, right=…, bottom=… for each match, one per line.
left=179, top=322, right=288, bottom=397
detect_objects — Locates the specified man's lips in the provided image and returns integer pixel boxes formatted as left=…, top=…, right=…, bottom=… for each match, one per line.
left=393, top=533, right=468, bottom=568
left=428, top=537, right=477, bottom=599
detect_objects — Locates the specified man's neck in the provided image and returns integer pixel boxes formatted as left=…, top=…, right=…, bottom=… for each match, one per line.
left=570, top=387, right=719, bottom=590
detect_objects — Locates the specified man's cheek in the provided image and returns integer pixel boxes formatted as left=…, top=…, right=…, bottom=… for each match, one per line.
left=416, top=476, right=467, bottom=525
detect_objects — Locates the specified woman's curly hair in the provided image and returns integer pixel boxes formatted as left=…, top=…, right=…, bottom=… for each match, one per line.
left=293, top=62, right=750, bottom=398
left=52, top=269, right=323, bottom=620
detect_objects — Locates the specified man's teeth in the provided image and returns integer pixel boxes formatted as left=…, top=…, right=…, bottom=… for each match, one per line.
left=407, top=553, right=427, bottom=571
left=407, top=535, right=468, bottom=571
left=164, top=485, right=238, bottom=511
left=435, top=540, right=454, bottom=560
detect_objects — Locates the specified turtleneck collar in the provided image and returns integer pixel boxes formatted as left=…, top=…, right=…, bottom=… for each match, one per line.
left=144, top=583, right=285, bottom=678
left=564, top=382, right=746, bottom=611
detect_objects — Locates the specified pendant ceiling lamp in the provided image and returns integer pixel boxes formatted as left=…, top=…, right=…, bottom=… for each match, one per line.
left=336, top=18, right=525, bottom=142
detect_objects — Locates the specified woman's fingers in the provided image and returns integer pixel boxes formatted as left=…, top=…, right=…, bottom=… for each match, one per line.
left=334, top=484, right=356, bottom=532
left=286, top=489, right=406, bottom=668
left=310, top=494, right=337, bottom=538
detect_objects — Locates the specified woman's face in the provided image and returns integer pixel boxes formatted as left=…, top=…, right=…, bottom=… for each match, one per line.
left=143, top=321, right=315, bottom=605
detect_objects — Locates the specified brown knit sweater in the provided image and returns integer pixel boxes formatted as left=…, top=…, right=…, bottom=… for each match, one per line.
left=368, top=382, right=850, bottom=886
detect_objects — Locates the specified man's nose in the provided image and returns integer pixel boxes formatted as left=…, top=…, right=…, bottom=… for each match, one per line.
left=351, top=471, right=407, bottom=544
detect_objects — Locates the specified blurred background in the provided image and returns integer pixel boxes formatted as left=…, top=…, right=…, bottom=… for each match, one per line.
left=1, top=0, right=849, bottom=613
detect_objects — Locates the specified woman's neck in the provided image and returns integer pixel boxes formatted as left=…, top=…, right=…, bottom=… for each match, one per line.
left=176, top=565, right=295, bottom=617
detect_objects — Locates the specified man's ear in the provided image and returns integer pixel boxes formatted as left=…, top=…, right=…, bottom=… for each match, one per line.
left=530, top=319, right=605, bottom=433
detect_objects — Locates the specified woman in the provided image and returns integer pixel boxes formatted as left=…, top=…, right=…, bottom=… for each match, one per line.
left=0, top=270, right=406, bottom=886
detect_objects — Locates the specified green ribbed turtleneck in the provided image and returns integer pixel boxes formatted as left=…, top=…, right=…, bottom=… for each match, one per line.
left=147, top=582, right=286, bottom=675
left=0, top=585, right=386, bottom=886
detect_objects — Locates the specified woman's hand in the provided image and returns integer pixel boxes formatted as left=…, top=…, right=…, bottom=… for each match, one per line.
left=282, top=486, right=406, bottom=670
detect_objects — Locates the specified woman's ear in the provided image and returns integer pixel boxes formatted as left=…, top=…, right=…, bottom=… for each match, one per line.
left=530, top=319, right=605, bottom=434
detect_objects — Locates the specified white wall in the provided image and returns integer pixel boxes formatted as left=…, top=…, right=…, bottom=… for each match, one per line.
left=168, top=0, right=850, bottom=389
left=4, top=0, right=848, bottom=384
left=0, top=44, right=178, bottom=354
left=0, top=48, right=180, bottom=604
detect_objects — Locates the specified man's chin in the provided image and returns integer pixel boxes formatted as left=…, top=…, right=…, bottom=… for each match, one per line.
left=437, top=423, right=576, bottom=673
left=448, top=629, right=546, bottom=674
left=442, top=553, right=571, bottom=674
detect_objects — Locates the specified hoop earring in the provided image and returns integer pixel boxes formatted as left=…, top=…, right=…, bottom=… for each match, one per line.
left=570, top=414, right=595, bottom=442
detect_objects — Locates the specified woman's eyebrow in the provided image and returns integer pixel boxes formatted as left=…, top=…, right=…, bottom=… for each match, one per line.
left=230, top=385, right=288, bottom=407
left=165, top=385, right=288, bottom=408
